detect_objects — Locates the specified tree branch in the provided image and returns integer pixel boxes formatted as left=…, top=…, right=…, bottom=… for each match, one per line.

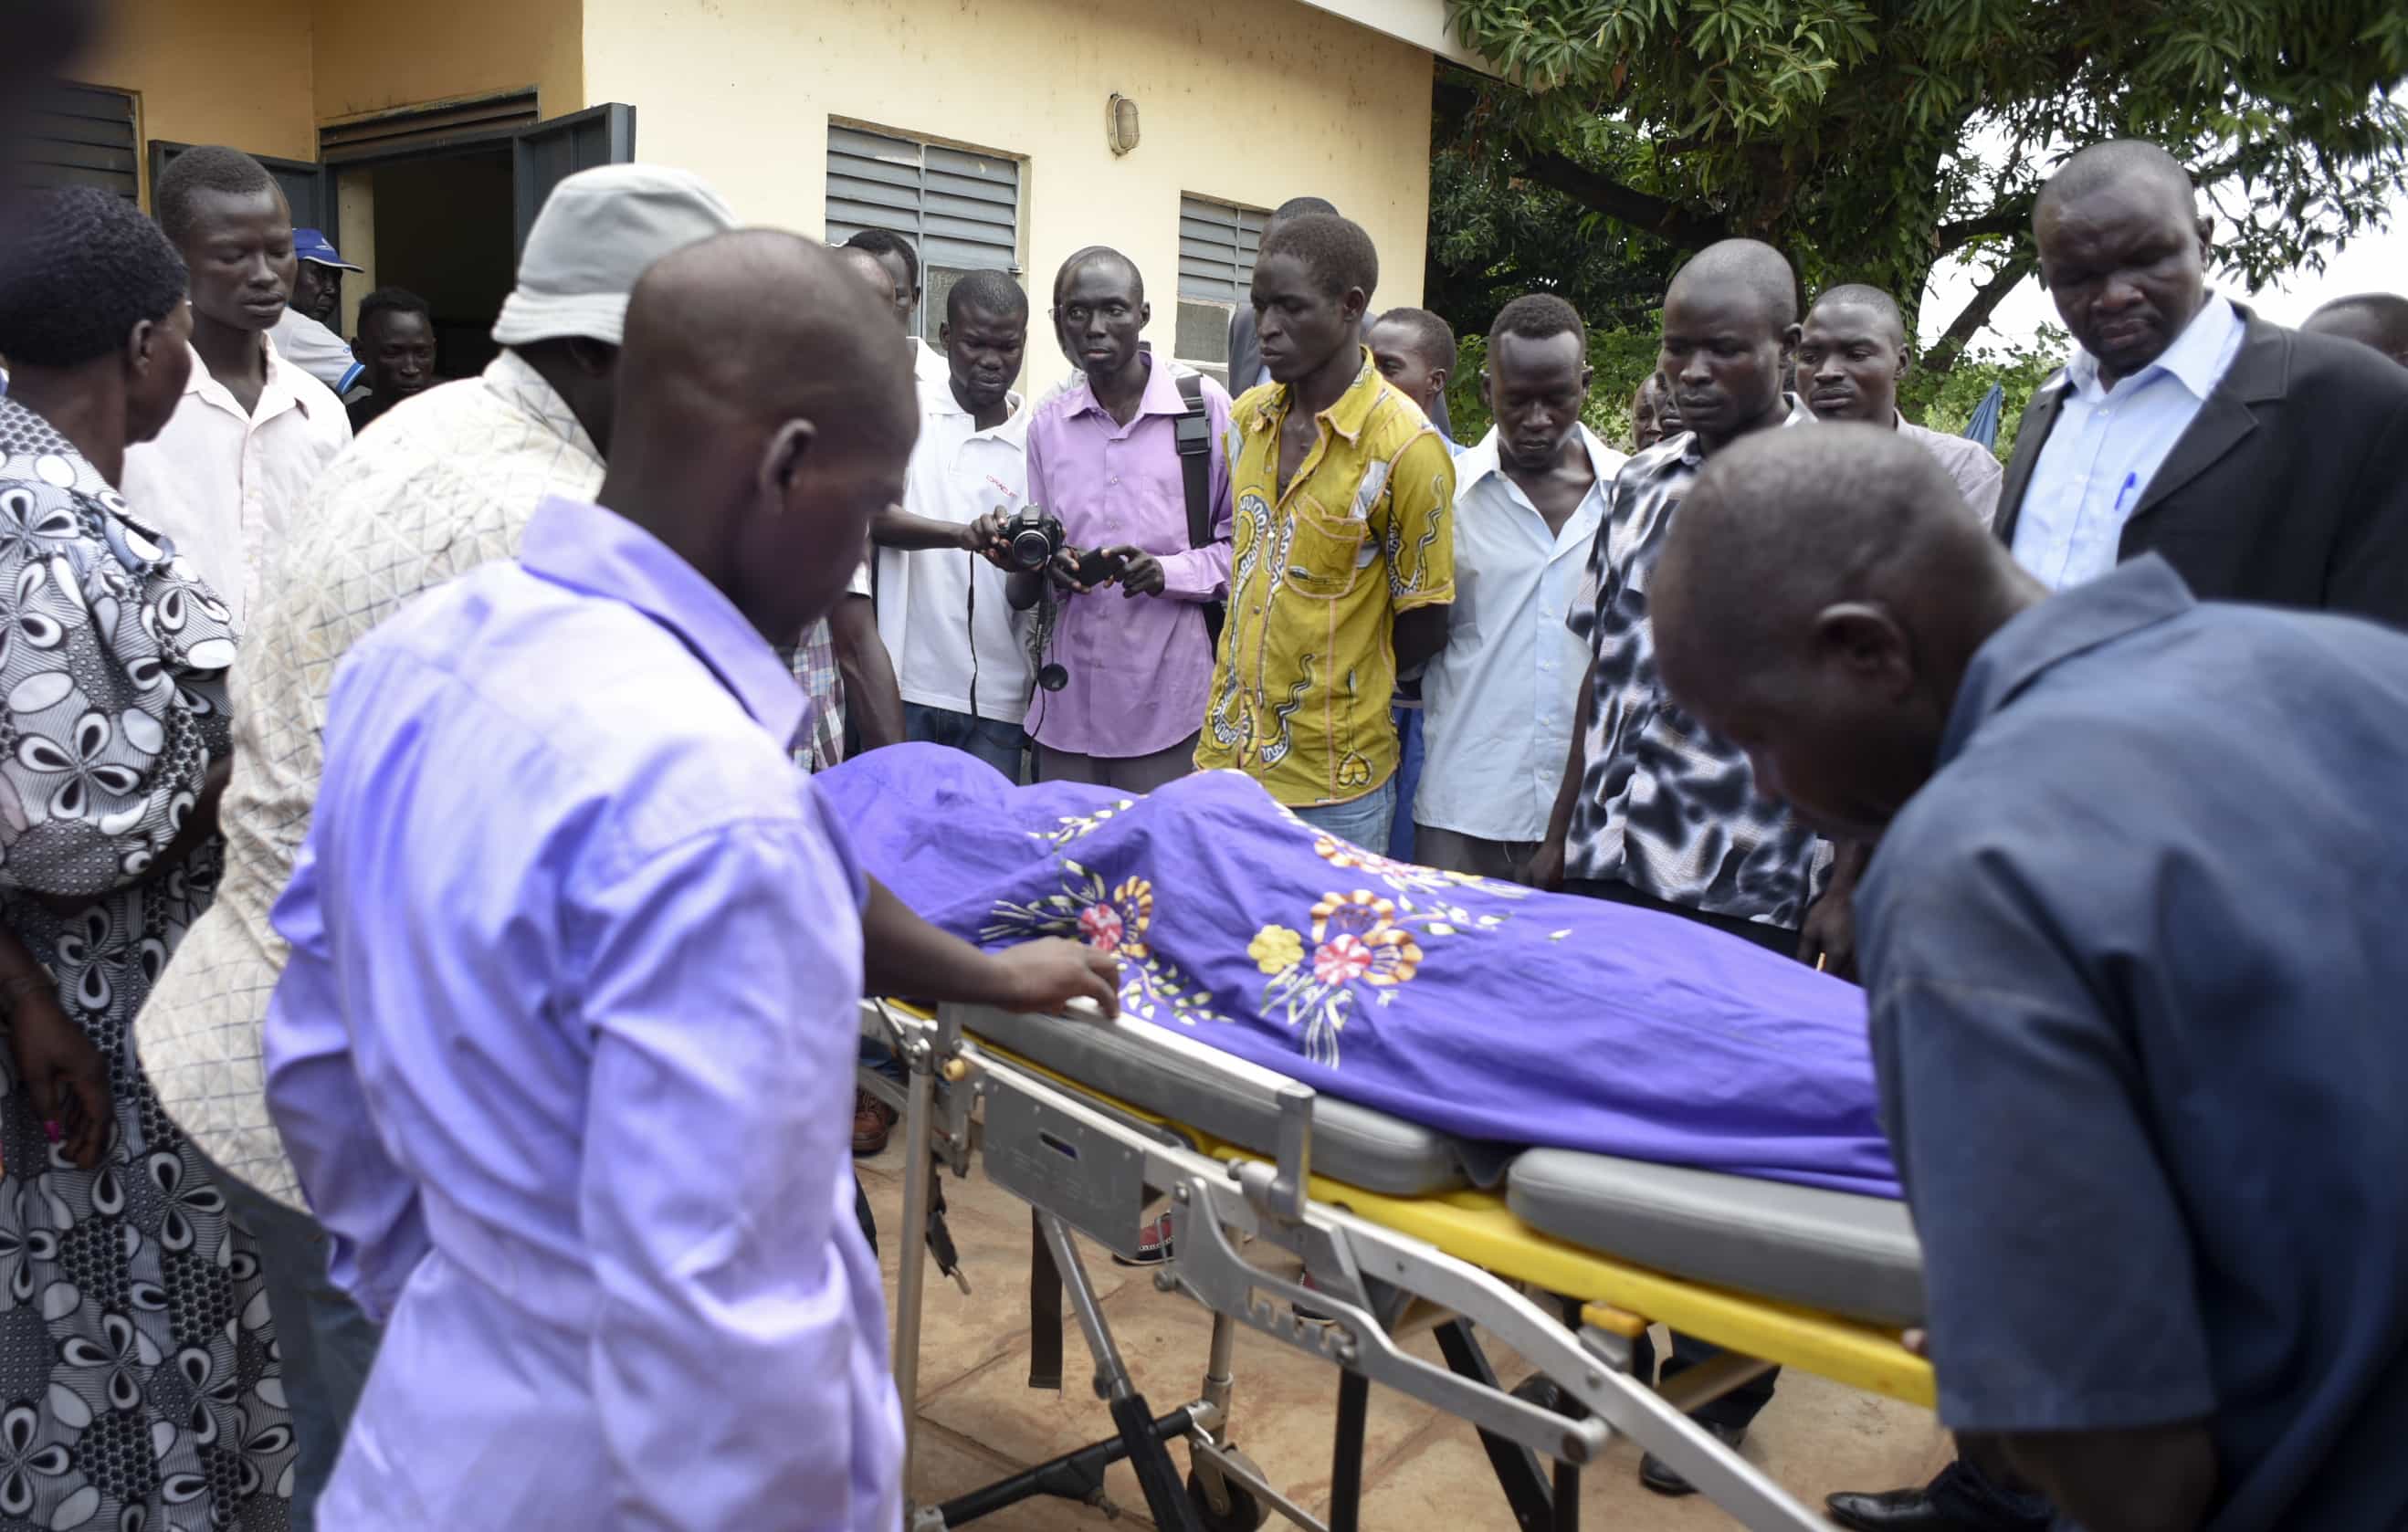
left=1933, top=203, right=2033, bottom=250
left=1919, top=251, right=2038, bottom=373
left=1518, top=152, right=1731, bottom=247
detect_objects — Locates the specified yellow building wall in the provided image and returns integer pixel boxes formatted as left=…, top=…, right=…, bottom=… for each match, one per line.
left=580, top=0, right=1435, bottom=365
left=311, top=0, right=584, bottom=123
left=79, top=0, right=319, bottom=178
left=76, top=0, right=590, bottom=210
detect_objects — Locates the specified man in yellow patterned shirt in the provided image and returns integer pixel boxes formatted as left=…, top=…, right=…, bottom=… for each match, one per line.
left=1195, top=214, right=1456, bottom=850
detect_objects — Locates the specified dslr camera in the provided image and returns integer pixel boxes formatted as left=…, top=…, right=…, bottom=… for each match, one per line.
left=999, top=505, right=1065, bottom=572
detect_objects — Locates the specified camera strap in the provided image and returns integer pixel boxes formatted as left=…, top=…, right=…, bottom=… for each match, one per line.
left=1173, top=372, right=1225, bottom=652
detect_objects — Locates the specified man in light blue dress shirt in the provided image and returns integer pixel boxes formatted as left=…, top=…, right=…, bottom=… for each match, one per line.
left=2008, top=281, right=2245, bottom=590
left=264, top=233, right=1117, bottom=1528
left=1414, top=295, right=1624, bottom=881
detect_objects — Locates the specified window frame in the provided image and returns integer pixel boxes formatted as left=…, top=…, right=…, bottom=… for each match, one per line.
left=1174, top=194, right=1271, bottom=386
left=825, top=121, right=1024, bottom=344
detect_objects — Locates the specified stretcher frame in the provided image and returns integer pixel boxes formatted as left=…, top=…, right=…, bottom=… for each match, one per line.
left=864, top=998, right=1934, bottom=1531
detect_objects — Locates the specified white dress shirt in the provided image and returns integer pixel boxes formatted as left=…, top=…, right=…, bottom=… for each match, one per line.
left=876, top=376, right=1035, bottom=721
left=1417, top=424, right=1623, bottom=843
left=913, top=335, right=950, bottom=386
left=121, top=331, right=352, bottom=631
left=270, top=309, right=363, bottom=394
left=2011, top=294, right=2246, bottom=590
left=1898, top=415, right=2005, bottom=531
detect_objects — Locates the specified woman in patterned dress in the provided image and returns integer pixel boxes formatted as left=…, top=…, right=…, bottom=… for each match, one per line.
left=0, top=188, right=294, bottom=1529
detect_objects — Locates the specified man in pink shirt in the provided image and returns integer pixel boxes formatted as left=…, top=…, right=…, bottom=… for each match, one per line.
left=1008, top=247, right=1233, bottom=790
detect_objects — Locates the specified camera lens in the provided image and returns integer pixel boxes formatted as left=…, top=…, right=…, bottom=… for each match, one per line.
left=1009, top=531, right=1052, bottom=571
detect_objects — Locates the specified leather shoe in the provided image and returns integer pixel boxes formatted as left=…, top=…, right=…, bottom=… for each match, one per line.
left=852, top=1088, right=897, bottom=1157
left=1824, top=1487, right=1988, bottom=1530
left=1636, top=1421, right=1744, bottom=1496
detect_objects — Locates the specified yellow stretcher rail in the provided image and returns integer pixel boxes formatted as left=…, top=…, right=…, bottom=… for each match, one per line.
left=956, top=1023, right=1936, bottom=1411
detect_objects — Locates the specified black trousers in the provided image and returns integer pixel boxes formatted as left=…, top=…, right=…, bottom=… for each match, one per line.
left=855, top=1174, right=878, bottom=1256
left=1565, top=876, right=1802, bottom=1432
left=1564, top=876, right=1798, bottom=956
left=1630, top=1328, right=1781, bottom=1432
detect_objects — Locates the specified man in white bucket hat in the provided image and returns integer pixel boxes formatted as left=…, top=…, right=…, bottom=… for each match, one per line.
left=136, top=162, right=740, bottom=1529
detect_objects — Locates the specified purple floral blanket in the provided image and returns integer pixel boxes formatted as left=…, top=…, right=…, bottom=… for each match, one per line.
left=819, top=746, right=1898, bottom=1198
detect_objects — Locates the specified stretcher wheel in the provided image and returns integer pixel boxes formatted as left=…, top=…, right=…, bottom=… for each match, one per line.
left=1185, top=1457, right=1268, bottom=1532
left=1511, top=1372, right=1574, bottom=1418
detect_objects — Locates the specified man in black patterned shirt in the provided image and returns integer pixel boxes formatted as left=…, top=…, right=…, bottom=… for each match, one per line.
left=1534, top=240, right=1820, bottom=943
left=1530, top=239, right=1819, bottom=1496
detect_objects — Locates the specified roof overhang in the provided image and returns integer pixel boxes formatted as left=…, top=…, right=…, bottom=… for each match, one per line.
left=1290, top=0, right=1500, bottom=75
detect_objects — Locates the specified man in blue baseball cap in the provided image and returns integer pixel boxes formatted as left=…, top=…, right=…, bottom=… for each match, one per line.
left=271, top=226, right=370, bottom=395
left=290, top=227, right=361, bottom=326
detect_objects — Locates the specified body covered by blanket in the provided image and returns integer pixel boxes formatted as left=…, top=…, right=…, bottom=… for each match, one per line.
left=822, top=746, right=1897, bottom=1198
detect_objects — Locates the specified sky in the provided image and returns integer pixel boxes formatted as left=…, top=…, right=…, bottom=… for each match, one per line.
left=1916, top=127, right=2408, bottom=356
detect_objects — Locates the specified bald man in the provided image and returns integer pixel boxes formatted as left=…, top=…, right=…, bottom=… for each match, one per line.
left=1532, top=238, right=1819, bottom=1495
left=263, top=232, right=1117, bottom=1530
left=1996, top=140, right=2408, bottom=626
left=1655, top=425, right=2408, bottom=1532
left=1799, top=284, right=2003, bottom=527
left=803, top=245, right=905, bottom=779
left=1536, top=238, right=1820, bottom=939
left=2301, top=291, right=2408, bottom=369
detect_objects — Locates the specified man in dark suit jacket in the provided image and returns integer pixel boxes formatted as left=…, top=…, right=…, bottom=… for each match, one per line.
left=1990, top=145, right=2408, bottom=629
left=1996, top=314, right=2408, bottom=625
left=1824, top=138, right=2408, bottom=1532
left=1227, top=195, right=1456, bottom=438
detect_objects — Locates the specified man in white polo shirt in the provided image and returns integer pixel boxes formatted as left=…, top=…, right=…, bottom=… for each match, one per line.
left=870, top=268, right=1036, bottom=779
left=1416, top=294, right=1624, bottom=881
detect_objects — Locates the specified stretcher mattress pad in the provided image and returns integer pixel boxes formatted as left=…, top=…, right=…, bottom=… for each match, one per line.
left=941, top=1005, right=1925, bottom=1327
left=954, top=1005, right=1488, bottom=1195
left=1508, top=1149, right=1926, bottom=1327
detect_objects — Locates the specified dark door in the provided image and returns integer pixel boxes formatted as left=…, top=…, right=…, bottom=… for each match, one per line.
left=148, top=141, right=331, bottom=231
left=511, top=103, right=636, bottom=256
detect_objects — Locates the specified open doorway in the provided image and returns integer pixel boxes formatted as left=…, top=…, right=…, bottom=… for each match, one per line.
left=318, top=98, right=636, bottom=383
left=362, top=146, right=514, bottom=381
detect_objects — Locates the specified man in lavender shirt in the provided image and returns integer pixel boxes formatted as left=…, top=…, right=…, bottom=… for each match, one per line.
left=262, top=233, right=1118, bottom=1527
left=1008, top=247, right=1233, bottom=790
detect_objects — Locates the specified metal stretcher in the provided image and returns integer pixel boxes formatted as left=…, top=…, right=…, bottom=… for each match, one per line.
left=864, top=997, right=1933, bottom=1532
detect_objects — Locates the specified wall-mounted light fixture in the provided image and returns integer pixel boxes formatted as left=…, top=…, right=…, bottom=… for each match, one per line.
left=1108, top=93, right=1141, bottom=156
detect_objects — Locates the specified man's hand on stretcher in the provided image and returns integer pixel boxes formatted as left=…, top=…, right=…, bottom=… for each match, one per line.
left=862, top=875, right=1120, bottom=1019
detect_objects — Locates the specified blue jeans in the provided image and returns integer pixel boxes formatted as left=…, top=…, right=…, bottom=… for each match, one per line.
left=860, top=1035, right=905, bottom=1084
left=1385, top=705, right=1424, bottom=863
left=905, top=702, right=1026, bottom=782
left=215, top=1166, right=382, bottom=1531
left=1293, top=776, right=1398, bottom=853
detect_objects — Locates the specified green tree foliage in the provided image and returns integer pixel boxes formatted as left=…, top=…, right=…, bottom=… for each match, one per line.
left=1425, top=140, right=1682, bottom=334
left=1434, top=0, right=2408, bottom=368
left=1897, top=327, right=2068, bottom=462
